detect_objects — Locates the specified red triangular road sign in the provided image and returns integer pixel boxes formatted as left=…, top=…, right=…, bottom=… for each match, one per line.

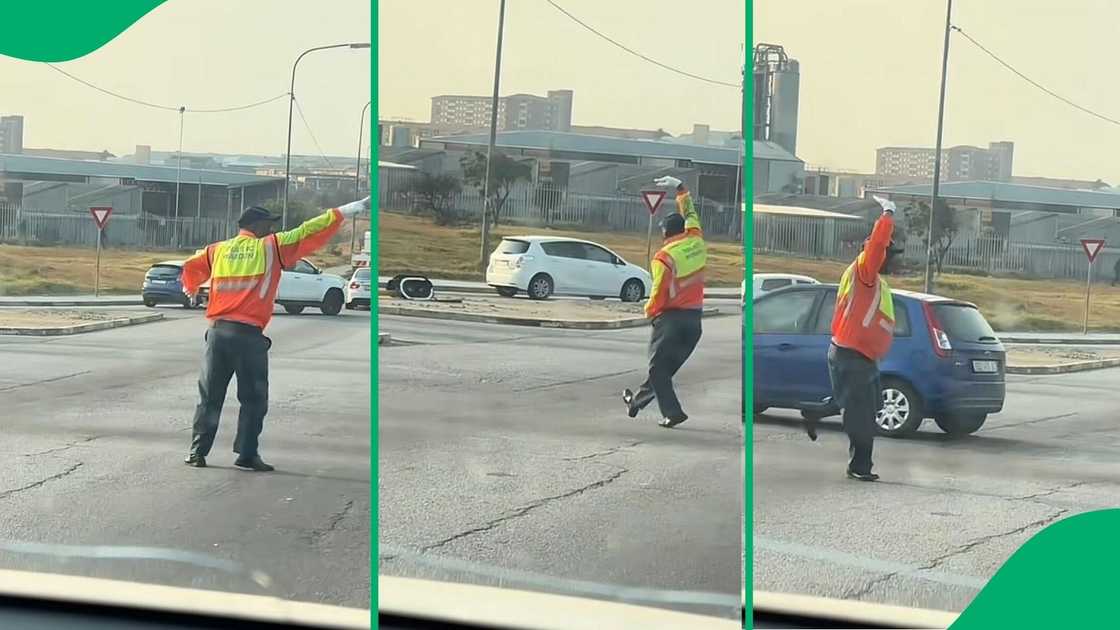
left=90, top=207, right=112, bottom=230
left=640, top=190, right=666, bottom=215
left=1081, top=238, right=1105, bottom=262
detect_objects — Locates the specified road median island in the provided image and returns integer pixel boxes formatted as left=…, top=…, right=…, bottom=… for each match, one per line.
left=1005, top=345, right=1120, bottom=374
left=0, top=310, right=164, bottom=336
left=379, top=294, right=723, bottom=329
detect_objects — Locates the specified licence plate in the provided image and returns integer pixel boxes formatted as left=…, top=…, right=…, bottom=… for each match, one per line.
left=972, top=360, right=999, bottom=373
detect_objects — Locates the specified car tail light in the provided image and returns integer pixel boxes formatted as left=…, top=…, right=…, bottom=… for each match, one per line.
left=516, top=255, right=535, bottom=268
left=350, top=282, right=360, bottom=289
left=922, top=302, right=952, bottom=357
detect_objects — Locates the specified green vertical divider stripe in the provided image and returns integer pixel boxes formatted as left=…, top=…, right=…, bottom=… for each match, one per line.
left=370, top=3, right=379, bottom=627
left=0, top=1, right=166, bottom=61
left=743, top=2, right=753, bottom=628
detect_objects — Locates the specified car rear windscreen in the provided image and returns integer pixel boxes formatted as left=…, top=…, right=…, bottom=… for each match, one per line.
left=354, top=268, right=371, bottom=281
left=933, top=303, right=998, bottom=341
left=147, top=265, right=180, bottom=279
left=497, top=239, right=530, bottom=254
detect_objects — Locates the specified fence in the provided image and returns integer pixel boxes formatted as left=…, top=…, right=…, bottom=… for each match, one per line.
left=752, top=211, right=1117, bottom=282
left=0, top=203, right=234, bottom=250
left=379, top=166, right=742, bottom=240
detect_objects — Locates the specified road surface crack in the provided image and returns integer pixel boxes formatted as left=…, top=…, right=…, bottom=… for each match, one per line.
left=0, top=370, right=92, bottom=393
left=917, top=508, right=1069, bottom=574
left=514, top=369, right=640, bottom=392
left=984, top=412, right=1077, bottom=432
left=420, top=467, right=628, bottom=553
left=23, top=436, right=102, bottom=457
left=1009, top=481, right=1087, bottom=502
left=561, top=440, right=642, bottom=462
left=304, top=499, right=355, bottom=546
left=844, top=572, right=898, bottom=601
left=0, top=463, right=83, bottom=500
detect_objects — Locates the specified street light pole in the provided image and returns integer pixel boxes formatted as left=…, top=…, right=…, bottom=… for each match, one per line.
left=283, top=42, right=371, bottom=230
left=479, top=0, right=507, bottom=271
left=925, top=0, right=953, bottom=293
left=174, top=106, right=185, bottom=249
left=353, top=100, right=371, bottom=254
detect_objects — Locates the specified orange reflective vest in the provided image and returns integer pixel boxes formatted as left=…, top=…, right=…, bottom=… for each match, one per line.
left=181, top=208, right=345, bottom=330
left=645, top=188, right=706, bottom=318
left=831, top=213, right=895, bottom=361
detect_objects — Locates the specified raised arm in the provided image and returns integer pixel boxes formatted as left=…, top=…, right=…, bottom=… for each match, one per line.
left=857, top=198, right=896, bottom=284
left=273, top=197, right=369, bottom=269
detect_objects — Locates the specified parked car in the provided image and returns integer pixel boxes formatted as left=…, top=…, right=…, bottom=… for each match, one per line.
left=752, top=273, right=818, bottom=300
left=753, top=284, right=1006, bottom=437
left=486, top=236, right=651, bottom=301
left=346, top=267, right=372, bottom=310
left=142, top=261, right=203, bottom=309
left=144, top=259, right=348, bottom=316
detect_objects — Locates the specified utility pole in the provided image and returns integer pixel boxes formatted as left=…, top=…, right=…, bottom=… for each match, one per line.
left=925, top=0, right=953, bottom=293
left=479, top=0, right=507, bottom=271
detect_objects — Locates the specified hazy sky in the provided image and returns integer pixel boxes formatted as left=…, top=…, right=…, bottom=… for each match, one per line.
left=378, top=0, right=743, bottom=136
left=755, top=0, right=1120, bottom=182
left=0, top=0, right=370, bottom=158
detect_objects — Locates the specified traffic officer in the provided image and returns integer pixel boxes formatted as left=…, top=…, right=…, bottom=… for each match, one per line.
left=623, top=175, right=706, bottom=428
left=181, top=196, right=369, bottom=471
left=828, top=196, right=896, bottom=481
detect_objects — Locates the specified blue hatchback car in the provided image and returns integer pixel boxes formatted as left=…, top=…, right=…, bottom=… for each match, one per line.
left=142, top=261, right=203, bottom=309
left=753, top=283, right=1006, bottom=437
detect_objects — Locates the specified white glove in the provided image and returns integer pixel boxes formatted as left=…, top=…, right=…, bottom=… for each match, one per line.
left=654, top=175, right=683, bottom=189
left=338, top=196, right=370, bottom=218
left=872, top=195, right=896, bottom=215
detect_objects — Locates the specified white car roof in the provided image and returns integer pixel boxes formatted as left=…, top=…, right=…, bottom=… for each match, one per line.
left=503, top=235, right=599, bottom=246
left=754, top=273, right=818, bottom=282
left=154, top=260, right=184, bottom=267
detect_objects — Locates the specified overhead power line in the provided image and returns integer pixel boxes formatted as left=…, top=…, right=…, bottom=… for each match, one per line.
left=953, top=25, right=1120, bottom=128
left=543, top=0, right=739, bottom=88
left=46, top=63, right=289, bottom=114
left=292, top=96, right=334, bottom=168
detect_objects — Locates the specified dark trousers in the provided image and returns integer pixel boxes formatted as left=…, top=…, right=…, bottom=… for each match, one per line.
left=827, top=343, right=881, bottom=475
left=630, top=310, right=703, bottom=419
left=190, top=320, right=271, bottom=459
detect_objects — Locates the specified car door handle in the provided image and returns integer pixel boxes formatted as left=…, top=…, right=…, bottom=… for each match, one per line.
left=777, top=343, right=796, bottom=351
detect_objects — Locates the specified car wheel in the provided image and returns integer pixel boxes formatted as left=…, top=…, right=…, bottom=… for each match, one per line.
left=528, top=274, right=553, bottom=300
left=496, top=287, right=517, bottom=298
left=620, top=279, right=644, bottom=303
left=320, top=289, right=344, bottom=316
left=875, top=379, right=925, bottom=437
left=143, top=298, right=156, bottom=308
left=934, top=413, right=987, bottom=436
left=284, top=304, right=305, bottom=315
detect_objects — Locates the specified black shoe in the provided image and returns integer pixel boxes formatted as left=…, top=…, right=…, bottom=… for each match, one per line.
left=658, top=413, right=688, bottom=429
left=622, top=389, right=639, bottom=418
left=846, top=469, right=879, bottom=482
left=184, top=454, right=207, bottom=468
left=234, top=456, right=275, bottom=472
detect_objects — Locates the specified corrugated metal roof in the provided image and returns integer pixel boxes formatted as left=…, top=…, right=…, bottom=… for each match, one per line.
left=424, top=130, right=741, bottom=166
left=753, top=203, right=863, bottom=220
left=0, top=153, right=284, bottom=187
left=869, top=180, right=1120, bottom=210
left=378, top=160, right=418, bottom=170
left=753, top=140, right=802, bottom=163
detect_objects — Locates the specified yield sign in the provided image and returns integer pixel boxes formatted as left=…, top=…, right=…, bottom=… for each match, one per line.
left=89, top=206, right=113, bottom=231
left=1081, top=238, right=1105, bottom=263
left=640, top=190, right=666, bottom=215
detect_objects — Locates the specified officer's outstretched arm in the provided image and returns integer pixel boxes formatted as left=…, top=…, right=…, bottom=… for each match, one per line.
left=274, top=197, right=369, bottom=269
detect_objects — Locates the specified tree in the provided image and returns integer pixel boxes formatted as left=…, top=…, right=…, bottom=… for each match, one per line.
left=459, top=150, right=532, bottom=228
left=410, top=173, right=462, bottom=225
left=903, top=199, right=961, bottom=277
left=533, top=184, right=562, bottom=226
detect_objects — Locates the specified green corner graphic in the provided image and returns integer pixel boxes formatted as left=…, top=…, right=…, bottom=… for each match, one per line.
left=951, top=509, right=1120, bottom=628
left=0, top=0, right=166, bottom=62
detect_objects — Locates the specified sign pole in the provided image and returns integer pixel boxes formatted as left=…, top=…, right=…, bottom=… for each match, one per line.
left=95, top=228, right=102, bottom=298
left=1084, top=258, right=1092, bottom=335
left=646, top=214, right=654, bottom=270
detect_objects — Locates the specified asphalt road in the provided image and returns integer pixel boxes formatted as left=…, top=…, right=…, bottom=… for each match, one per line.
left=753, top=368, right=1120, bottom=614
left=0, top=304, right=371, bottom=608
left=378, top=308, right=743, bottom=619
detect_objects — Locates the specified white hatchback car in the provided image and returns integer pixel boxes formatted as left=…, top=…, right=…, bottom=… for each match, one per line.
left=486, top=236, right=652, bottom=301
left=752, top=273, right=819, bottom=301
left=346, top=267, right=372, bottom=310
left=192, top=258, right=349, bottom=315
